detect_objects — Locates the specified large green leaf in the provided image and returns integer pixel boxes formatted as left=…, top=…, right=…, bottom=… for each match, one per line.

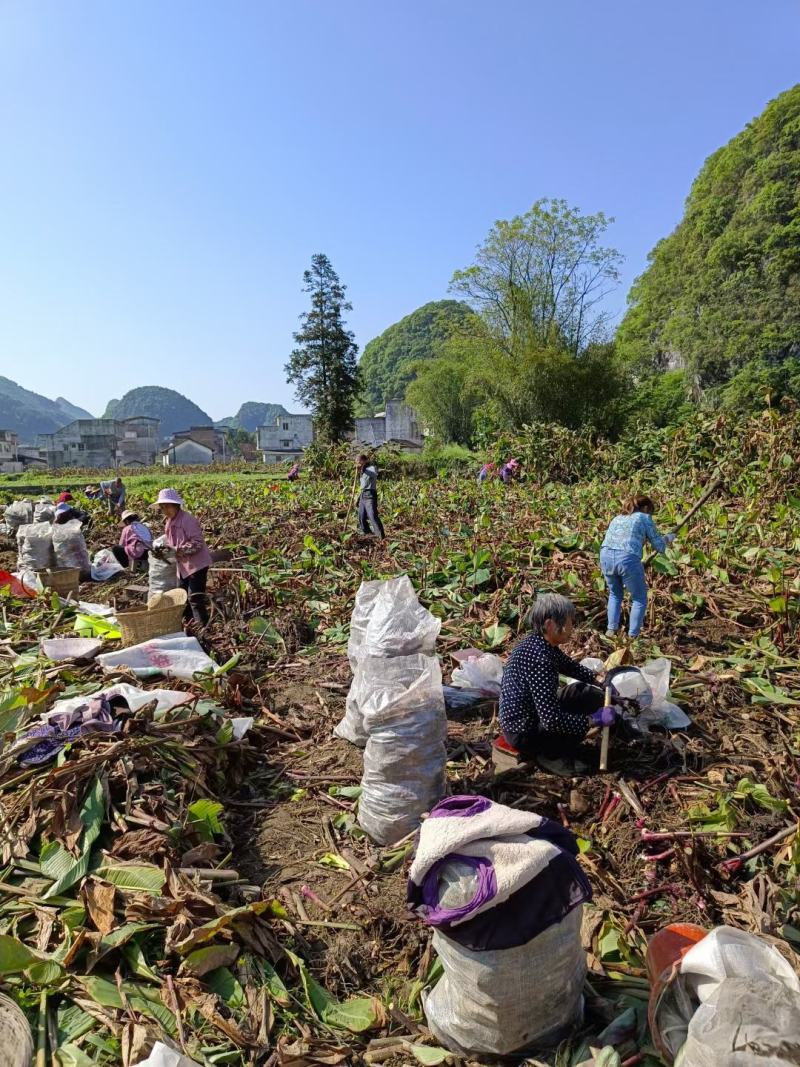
left=187, top=798, right=225, bottom=841
left=95, top=863, right=166, bottom=894
left=290, top=950, right=382, bottom=1033
left=0, top=933, right=64, bottom=982
left=42, top=776, right=105, bottom=899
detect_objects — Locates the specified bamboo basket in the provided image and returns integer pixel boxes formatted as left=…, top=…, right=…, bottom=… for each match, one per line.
left=38, top=567, right=81, bottom=597
left=0, top=991, right=33, bottom=1067
left=117, top=588, right=187, bottom=647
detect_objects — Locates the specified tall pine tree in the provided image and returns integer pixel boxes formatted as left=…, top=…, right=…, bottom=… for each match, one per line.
left=285, top=254, right=360, bottom=443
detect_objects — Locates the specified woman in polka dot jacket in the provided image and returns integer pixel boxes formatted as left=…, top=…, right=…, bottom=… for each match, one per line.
left=499, top=593, right=607, bottom=775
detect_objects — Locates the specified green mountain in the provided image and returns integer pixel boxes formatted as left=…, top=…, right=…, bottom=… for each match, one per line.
left=357, top=300, right=477, bottom=415
left=103, top=387, right=212, bottom=439
left=0, top=376, right=93, bottom=442
left=618, top=85, right=800, bottom=389
left=217, top=402, right=290, bottom=432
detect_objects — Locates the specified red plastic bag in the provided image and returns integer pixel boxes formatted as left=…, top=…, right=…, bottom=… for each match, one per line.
left=0, top=570, right=39, bottom=598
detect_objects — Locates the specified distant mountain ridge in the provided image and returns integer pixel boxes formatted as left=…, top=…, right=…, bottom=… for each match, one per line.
left=217, top=402, right=290, bottom=432
left=103, top=387, right=213, bottom=439
left=0, top=376, right=94, bottom=442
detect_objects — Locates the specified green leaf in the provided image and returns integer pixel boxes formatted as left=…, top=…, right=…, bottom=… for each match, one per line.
left=483, top=622, right=510, bottom=648
left=258, top=959, right=291, bottom=1007
left=73, top=614, right=121, bottom=640
left=733, top=777, right=788, bottom=813
left=408, top=1046, right=449, bottom=1065
left=769, top=595, right=787, bottom=613
left=0, top=933, right=64, bottom=982
left=291, top=951, right=381, bottom=1032
left=465, top=567, right=491, bottom=588
left=249, top=617, right=283, bottom=645
left=95, top=863, right=167, bottom=894
left=206, top=966, right=246, bottom=1010
left=187, top=798, right=225, bottom=842
left=328, top=785, right=362, bottom=799
left=318, top=852, right=350, bottom=871
left=42, top=776, right=105, bottom=898
left=179, top=943, right=240, bottom=978
left=576, top=836, right=593, bottom=854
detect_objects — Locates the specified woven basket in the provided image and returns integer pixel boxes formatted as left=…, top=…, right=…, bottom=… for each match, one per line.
left=117, top=588, right=187, bottom=647
left=39, top=567, right=81, bottom=597
left=0, top=991, right=33, bottom=1067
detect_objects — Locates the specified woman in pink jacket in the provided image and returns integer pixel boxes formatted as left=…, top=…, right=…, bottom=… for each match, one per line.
left=156, top=488, right=213, bottom=627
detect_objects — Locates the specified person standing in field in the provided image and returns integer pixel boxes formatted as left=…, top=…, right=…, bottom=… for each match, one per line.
left=287, top=462, right=300, bottom=482
left=356, top=454, right=385, bottom=538
left=499, top=458, right=520, bottom=483
left=600, top=494, right=675, bottom=639
left=156, top=488, right=213, bottom=627
left=100, top=477, right=126, bottom=515
left=477, top=462, right=495, bottom=483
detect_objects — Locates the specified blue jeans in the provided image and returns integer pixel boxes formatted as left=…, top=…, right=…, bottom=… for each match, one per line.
left=600, top=548, right=648, bottom=636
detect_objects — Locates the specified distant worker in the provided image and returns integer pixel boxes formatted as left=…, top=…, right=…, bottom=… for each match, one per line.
left=600, top=494, right=676, bottom=639
left=100, top=477, right=126, bottom=516
left=112, top=510, right=153, bottom=570
left=498, top=593, right=614, bottom=777
left=156, top=488, right=212, bottom=628
left=287, top=462, right=300, bottom=482
left=356, top=454, right=385, bottom=539
left=477, top=462, right=496, bottom=483
left=56, top=491, right=73, bottom=504
left=84, top=485, right=103, bottom=500
left=499, top=458, right=520, bottom=484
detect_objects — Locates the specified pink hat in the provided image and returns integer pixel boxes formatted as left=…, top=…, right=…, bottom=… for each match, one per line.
left=156, top=488, right=184, bottom=506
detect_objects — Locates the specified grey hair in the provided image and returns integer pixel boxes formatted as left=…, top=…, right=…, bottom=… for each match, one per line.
left=524, top=593, right=576, bottom=635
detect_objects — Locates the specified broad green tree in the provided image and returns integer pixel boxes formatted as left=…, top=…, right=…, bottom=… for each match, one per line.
left=285, top=254, right=360, bottom=443
left=451, top=198, right=623, bottom=358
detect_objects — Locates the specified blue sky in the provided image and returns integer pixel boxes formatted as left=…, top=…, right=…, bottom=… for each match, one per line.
left=0, top=1, right=798, bottom=420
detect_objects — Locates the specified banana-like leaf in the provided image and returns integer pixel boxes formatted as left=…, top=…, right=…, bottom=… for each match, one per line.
left=42, top=776, right=105, bottom=899
left=94, top=862, right=166, bottom=894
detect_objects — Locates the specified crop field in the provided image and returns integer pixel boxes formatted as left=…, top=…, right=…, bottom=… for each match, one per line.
left=0, top=408, right=798, bottom=1065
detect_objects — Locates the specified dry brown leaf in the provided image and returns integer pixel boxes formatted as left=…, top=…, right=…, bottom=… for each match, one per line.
left=82, top=878, right=117, bottom=935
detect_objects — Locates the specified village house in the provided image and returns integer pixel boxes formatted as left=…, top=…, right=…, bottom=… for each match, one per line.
left=38, top=418, right=160, bottom=468
left=257, top=413, right=314, bottom=465
left=0, top=430, right=21, bottom=473
left=161, top=426, right=230, bottom=466
left=354, top=399, right=423, bottom=451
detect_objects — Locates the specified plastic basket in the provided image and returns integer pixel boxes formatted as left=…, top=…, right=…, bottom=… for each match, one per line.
left=117, top=588, right=187, bottom=647
left=38, top=567, right=81, bottom=597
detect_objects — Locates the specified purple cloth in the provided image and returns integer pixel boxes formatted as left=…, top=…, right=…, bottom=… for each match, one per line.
left=17, top=695, right=121, bottom=766
left=420, top=854, right=497, bottom=926
left=590, top=706, right=618, bottom=727
left=429, top=795, right=492, bottom=819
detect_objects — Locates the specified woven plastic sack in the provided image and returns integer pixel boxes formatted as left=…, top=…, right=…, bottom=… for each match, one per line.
left=97, top=634, right=217, bottom=681
left=450, top=653, right=504, bottom=696
left=4, top=500, right=33, bottom=532
left=16, top=522, right=54, bottom=572
left=335, top=576, right=440, bottom=747
left=91, top=549, right=125, bottom=582
left=357, top=653, right=447, bottom=844
left=361, top=574, right=441, bottom=658
left=52, top=520, right=91, bottom=577
left=676, top=977, right=800, bottom=1066
left=34, top=498, right=55, bottom=523
left=148, top=536, right=179, bottom=597
left=424, top=906, right=585, bottom=1055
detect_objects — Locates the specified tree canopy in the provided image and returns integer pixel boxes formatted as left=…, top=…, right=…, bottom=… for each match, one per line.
left=618, top=85, right=800, bottom=389
left=357, top=300, right=476, bottom=415
left=451, top=198, right=622, bottom=358
left=285, top=254, right=360, bottom=443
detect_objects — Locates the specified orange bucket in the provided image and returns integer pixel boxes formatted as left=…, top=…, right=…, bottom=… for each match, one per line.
left=646, top=923, right=707, bottom=1064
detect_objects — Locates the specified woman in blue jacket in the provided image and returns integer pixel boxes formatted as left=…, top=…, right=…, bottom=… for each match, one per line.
left=600, top=495, right=675, bottom=638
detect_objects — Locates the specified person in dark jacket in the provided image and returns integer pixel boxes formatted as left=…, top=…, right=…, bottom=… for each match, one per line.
left=499, top=593, right=616, bottom=776
left=356, top=454, right=385, bottom=538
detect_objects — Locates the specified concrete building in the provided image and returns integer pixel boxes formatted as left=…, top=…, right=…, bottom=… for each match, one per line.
left=38, top=418, right=160, bottom=468
left=354, top=400, right=423, bottom=451
left=161, top=426, right=229, bottom=466
left=0, top=430, right=22, bottom=473
left=257, top=413, right=314, bottom=464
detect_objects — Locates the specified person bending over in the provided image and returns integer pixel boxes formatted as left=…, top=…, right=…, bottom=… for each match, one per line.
left=600, top=494, right=675, bottom=639
left=499, top=593, right=611, bottom=777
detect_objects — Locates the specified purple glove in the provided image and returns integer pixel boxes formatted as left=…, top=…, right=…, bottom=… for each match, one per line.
left=590, top=705, right=618, bottom=727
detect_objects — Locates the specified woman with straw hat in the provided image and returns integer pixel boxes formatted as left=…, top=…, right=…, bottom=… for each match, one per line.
left=156, top=489, right=212, bottom=628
